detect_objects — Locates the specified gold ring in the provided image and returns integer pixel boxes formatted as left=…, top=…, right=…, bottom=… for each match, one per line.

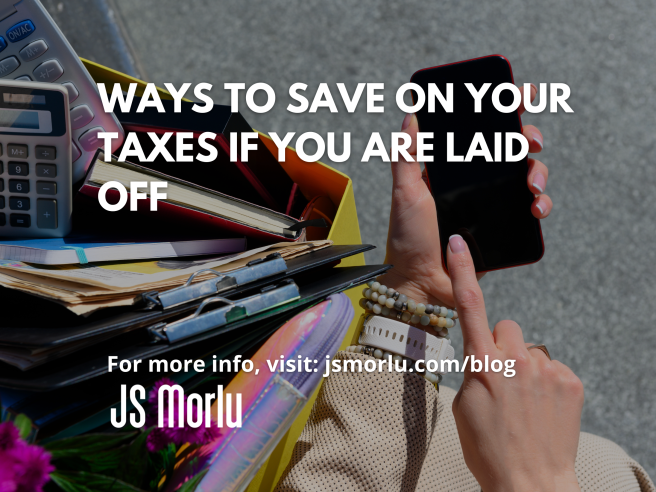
left=528, top=344, right=551, bottom=360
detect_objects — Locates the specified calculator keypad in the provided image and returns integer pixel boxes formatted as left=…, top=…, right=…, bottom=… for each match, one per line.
left=0, top=141, right=62, bottom=233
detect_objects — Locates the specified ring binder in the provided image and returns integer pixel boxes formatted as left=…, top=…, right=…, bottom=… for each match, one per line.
left=150, top=280, right=301, bottom=343
left=140, top=253, right=288, bottom=310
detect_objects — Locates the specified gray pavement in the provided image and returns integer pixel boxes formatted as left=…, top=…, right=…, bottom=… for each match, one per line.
left=68, top=0, right=656, bottom=478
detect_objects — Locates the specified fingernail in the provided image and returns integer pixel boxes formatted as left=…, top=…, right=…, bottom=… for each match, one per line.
left=530, top=83, right=538, bottom=94
left=449, top=234, right=466, bottom=254
left=536, top=200, right=545, bottom=215
left=533, top=132, right=543, bottom=150
left=401, top=113, right=412, bottom=130
left=532, top=173, right=546, bottom=193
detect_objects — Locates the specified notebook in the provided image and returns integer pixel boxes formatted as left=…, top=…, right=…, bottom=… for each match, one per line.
left=77, top=152, right=313, bottom=242
left=113, top=97, right=306, bottom=216
left=0, top=236, right=246, bottom=265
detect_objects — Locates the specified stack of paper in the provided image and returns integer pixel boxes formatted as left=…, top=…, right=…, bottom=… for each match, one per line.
left=0, top=241, right=332, bottom=315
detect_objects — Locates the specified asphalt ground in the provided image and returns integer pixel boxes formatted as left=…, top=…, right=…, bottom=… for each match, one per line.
left=54, top=0, right=656, bottom=477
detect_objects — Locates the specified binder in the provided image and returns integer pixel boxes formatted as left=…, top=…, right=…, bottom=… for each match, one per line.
left=0, top=261, right=390, bottom=390
left=0, top=244, right=373, bottom=361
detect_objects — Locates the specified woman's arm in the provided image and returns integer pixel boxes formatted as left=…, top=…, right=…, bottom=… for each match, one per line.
left=379, top=86, right=583, bottom=491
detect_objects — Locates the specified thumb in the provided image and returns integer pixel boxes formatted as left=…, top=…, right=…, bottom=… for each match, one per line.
left=392, top=114, right=424, bottom=190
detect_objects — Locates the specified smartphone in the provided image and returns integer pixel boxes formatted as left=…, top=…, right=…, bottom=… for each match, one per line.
left=410, top=55, right=544, bottom=273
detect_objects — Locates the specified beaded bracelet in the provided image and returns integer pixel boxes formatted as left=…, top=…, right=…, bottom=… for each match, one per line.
left=359, top=280, right=458, bottom=339
left=344, top=344, right=443, bottom=386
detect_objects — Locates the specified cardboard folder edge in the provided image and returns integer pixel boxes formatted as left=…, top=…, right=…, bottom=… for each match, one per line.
left=82, top=59, right=367, bottom=492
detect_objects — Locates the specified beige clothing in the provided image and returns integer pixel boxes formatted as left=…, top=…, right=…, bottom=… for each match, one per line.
left=276, top=352, right=654, bottom=492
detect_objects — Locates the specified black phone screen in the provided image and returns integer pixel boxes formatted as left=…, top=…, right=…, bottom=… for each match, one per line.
left=410, top=55, right=544, bottom=272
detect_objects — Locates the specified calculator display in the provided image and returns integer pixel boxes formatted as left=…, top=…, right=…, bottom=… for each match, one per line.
left=0, top=108, right=39, bottom=129
left=3, top=93, right=46, bottom=105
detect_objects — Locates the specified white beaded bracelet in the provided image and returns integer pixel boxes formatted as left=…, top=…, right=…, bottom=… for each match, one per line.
left=359, top=280, right=458, bottom=338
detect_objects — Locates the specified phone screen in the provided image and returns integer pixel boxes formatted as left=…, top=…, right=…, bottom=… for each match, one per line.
left=410, top=55, right=544, bottom=272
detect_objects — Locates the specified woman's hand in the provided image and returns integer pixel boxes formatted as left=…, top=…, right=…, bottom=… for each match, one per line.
left=381, top=85, right=551, bottom=309
left=447, top=234, right=583, bottom=492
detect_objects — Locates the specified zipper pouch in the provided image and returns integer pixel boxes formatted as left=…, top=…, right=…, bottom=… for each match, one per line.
left=166, top=293, right=354, bottom=492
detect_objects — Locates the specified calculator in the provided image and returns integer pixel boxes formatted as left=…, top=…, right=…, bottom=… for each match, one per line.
left=0, top=79, right=71, bottom=237
left=0, top=0, right=125, bottom=183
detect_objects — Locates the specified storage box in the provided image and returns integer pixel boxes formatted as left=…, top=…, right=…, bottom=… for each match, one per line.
left=83, top=59, right=367, bottom=492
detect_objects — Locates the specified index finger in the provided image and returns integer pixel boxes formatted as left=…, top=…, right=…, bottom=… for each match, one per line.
left=446, top=235, right=496, bottom=356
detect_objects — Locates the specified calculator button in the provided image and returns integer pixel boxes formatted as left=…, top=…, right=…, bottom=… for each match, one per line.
left=0, top=37, right=6, bottom=53
left=35, top=146, right=56, bottom=160
left=0, top=143, right=2, bottom=156
left=6, top=20, right=35, bottom=43
left=9, top=196, right=29, bottom=211
left=37, top=199, right=56, bottom=229
left=0, top=56, right=19, bottom=77
left=10, top=213, right=30, bottom=227
left=0, top=161, right=3, bottom=174
left=70, top=105, right=94, bottom=130
left=72, top=140, right=81, bottom=162
left=7, top=144, right=27, bottom=159
left=0, top=196, right=4, bottom=209
left=78, top=126, right=106, bottom=152
left=0, top=178, right=3, bottom=191
left=36, top=164, right=56, bottom=177
left=36, top=181, right=56, bottom=195
left=62, top=82, right=79, bottom=103
left=8, top=179, right=28, bottom=193
left=8, top=162, right=28, bottom=176
left=14, top=75, right=31, bottom=81
left=33, top=59, right=63, bottom=83
left=19, top=39, right=47, bottom=62
left=0, top=213, right=4, bottom=226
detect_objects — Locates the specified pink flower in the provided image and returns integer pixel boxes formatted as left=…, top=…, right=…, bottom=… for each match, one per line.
left=0, top=423, right=53, bottom=492
left=0, top=422, right=19, bottom=451
left=0, top=453, right=17, bottom=492
left=10, top=442, right=54, bottom=492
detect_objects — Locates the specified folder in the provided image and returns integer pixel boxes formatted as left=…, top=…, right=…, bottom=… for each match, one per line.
left=0, top=244, right=372, bottom=366
left=0, top=262, right=391, bottom=391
